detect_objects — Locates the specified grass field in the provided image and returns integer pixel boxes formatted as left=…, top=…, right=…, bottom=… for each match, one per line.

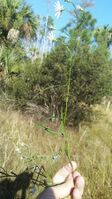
left=0, top=102, right=112, bottom=198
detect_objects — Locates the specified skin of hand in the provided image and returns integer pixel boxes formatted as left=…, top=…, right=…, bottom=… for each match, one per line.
left=37, top=161, right=85, bottom=199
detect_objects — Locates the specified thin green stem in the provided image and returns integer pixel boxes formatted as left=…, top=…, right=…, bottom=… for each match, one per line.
left=63, top=66, right=72, bottom=126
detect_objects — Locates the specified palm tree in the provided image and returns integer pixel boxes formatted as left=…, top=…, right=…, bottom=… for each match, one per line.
left=0, top=0, right=39, bottom=43
left=0, top=0, right=39, bottom=77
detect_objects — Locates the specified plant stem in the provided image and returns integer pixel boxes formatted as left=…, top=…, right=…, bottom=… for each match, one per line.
left=63, top=66, right=72, bottom=126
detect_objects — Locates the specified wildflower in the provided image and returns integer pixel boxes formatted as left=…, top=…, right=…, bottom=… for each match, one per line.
left=52, top=154, right=59, bottom=162
left=54, top=0, right=64, bottom=19
left=47, top=32, right=55, bottom=42
left=76, top=5, right=84, bottom=11
left=7, top=28, right=19, bottom=44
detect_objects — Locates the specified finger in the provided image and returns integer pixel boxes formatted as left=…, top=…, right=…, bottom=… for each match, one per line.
left=53, top=161, right=77, bottom=184
left=74, top=176, right=85, bottom=196
left=72, top=171, right=81, bottom=179
left=72, top=188, right=82, bottom=199
left=52, top=173, right=74, bottom=198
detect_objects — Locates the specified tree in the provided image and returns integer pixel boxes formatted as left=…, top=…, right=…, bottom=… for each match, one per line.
left=39, top=10, right=112, bottom=126
left=0, top=0, right=39, bottom=42
left=0, top=0, right=40, bottom=80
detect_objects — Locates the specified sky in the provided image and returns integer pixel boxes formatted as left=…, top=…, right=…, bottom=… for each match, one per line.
left=26, top=0, right=112, bottom=34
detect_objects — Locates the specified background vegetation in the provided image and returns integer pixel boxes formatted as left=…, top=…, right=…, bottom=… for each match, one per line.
left=0, top=0, right=112, bottom=126
left=0, top=0, right=112, bottom=198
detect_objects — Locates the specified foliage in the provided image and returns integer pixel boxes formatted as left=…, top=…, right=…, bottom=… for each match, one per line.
left=0, top=0, right=38, bottom=41
left=38, top=11, right=112, bottom=126
left=0, top=0, right=41, bottom=101
left=38, top=44, right=68, bottom=118
left=5, top=60, right=41, bottom=108
left=0, top=0, right=112, bottom=126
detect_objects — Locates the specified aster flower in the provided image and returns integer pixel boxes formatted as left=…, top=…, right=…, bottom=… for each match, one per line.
left=54, top=0, right=64, bottom=19
left=52, top=153, right=59, bottom=162
left=76, top=5, right=84, bottom=11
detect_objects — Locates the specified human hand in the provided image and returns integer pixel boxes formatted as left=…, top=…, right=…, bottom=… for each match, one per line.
left=37, top=161, right=85, bottom=199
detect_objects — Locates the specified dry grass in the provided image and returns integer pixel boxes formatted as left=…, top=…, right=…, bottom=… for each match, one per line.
left=0, top=103, right=112, bottom=198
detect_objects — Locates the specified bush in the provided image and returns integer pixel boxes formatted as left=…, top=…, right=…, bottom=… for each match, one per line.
left=6, top=60, right=41, bottom=108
